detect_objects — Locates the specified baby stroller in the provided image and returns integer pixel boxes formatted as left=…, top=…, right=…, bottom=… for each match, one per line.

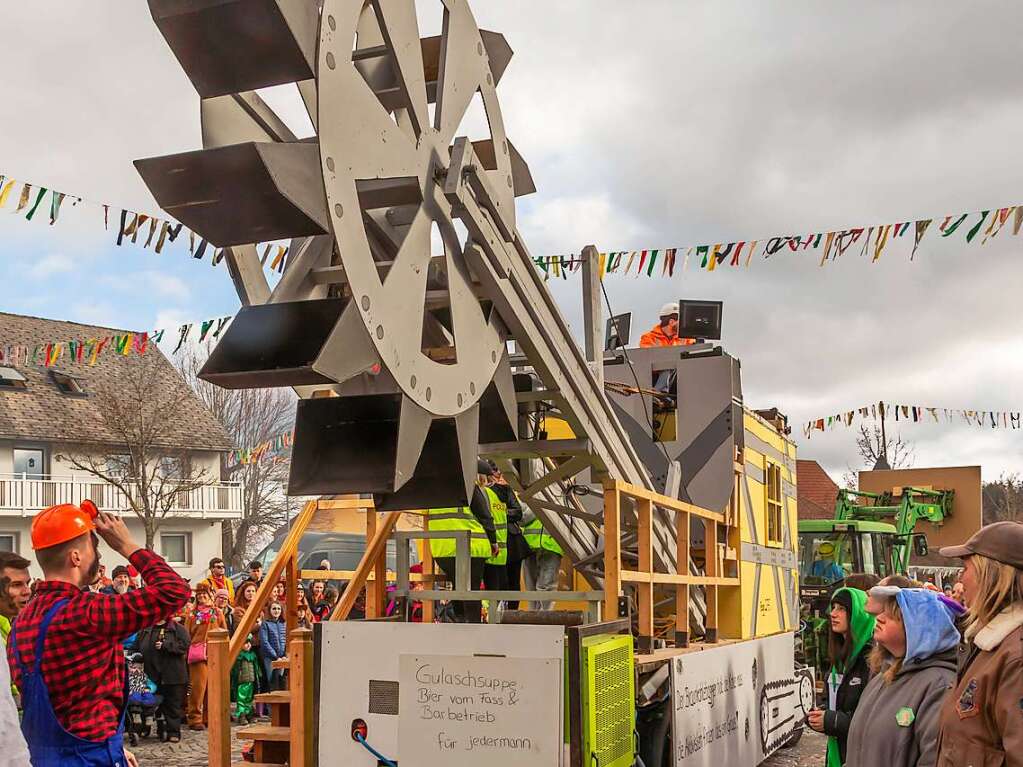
left=125, top=652, right=163, bottom=747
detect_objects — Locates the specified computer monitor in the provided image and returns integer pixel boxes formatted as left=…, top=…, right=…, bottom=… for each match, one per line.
left=605, top=313, right=632, bottom=351
left=678, top=300, right=722, bottom=341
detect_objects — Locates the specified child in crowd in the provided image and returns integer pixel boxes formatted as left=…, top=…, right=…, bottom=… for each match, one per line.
left=231, top=634, right=264, bottom=724
left=260, top=601, right=288, bottom=690
left=844, top=587, right=960, bottom=767
left=807, top=587, right=875, bottom=767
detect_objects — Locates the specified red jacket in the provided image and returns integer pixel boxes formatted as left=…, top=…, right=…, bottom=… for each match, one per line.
left=8, top=549, right=190, bottom=740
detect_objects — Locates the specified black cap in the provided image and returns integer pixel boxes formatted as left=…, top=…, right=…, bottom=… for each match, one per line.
left=111, top=565, right=130, bottom=579
left=477, top=459, right=495, bottom=475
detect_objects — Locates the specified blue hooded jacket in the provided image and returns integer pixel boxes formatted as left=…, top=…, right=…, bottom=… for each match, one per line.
left=896, top=588, right=961, bottom=663
left=844, top=588, right=961, bottom=767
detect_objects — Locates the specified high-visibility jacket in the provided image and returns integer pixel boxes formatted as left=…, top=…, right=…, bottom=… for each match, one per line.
left=639, top=324, right=696, bottom=348
left=427, top=506, right=492, bottom=559
left=485, top=486, right=508, bottom=566
left=522, top=517, right=563, bottom=557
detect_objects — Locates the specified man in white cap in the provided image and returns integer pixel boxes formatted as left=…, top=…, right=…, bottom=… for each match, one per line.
left=639, top=302, right=695, bottom=347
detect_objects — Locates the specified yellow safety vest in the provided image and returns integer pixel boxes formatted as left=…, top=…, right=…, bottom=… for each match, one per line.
left=523, top=517, right=563, bottom=556
left=485, top=486, right=508, bottom=566
left=427, top=506, right=492, bottom=559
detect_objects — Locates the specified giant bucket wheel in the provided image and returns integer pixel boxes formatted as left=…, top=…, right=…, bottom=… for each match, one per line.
left=137, top=0, right=535, bottom=508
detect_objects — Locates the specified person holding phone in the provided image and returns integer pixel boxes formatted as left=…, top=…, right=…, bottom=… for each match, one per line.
left=807, top=587, right=875, bottom=767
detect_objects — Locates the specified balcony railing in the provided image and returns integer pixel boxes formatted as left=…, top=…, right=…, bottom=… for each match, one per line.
left=0, top=473, right=244, bottom=518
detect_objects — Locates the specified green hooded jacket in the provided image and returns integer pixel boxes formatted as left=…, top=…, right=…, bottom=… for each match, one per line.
left=825, top=587, right=875, bottom=767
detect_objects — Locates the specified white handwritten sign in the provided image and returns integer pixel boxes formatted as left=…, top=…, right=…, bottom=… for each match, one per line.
left=398, top=654, right=562, bottom=767
left=670, top=632, right=810, bottom=767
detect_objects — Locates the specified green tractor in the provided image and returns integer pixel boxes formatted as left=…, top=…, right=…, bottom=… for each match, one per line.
left=796, top=487, right=953, bottom=677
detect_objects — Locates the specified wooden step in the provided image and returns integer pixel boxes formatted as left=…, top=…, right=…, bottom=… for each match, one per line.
left=232, top=763, right=285, bottom=767
left=271, top=657, right=290, bottom=670
left=237, top=724, right=291, bottom=742
left=254, top=691, right=290, bottom=705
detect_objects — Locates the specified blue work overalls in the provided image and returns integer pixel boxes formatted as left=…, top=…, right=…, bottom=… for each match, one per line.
left=11, top=599, right=128, bottom=766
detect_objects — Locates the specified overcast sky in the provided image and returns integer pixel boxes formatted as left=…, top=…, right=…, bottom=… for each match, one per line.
left=1, top=1, right=1021, bottom=483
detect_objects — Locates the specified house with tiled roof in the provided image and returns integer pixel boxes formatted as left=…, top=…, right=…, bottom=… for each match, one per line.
left=796, top=459, right=839, bottom=520
left=0, top=311, right=241, bottom=580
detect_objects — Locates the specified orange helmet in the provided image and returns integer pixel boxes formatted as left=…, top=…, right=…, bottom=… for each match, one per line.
left=31, top=500, right=99, bottom=550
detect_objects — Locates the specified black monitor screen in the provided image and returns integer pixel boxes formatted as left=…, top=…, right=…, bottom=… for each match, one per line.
left=678, top=300, right=722, bottom=340
left=605, top=313, right=632, bottom=351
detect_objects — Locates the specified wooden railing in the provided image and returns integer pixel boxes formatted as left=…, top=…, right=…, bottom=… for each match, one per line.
left=207, top=626, right=314, bottom=767
left=603, top=478, right=741, bottom=652
left=207, top=495, right=373, bottom=766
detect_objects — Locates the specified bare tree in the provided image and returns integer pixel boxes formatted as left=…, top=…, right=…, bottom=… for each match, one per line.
left=59, top=352, right=217, bottom=550
left=982, top=473, right=1023, bottom=524
left=177, top=347, right=297, bottom=569
left=842, top=425, right=914, bottom=488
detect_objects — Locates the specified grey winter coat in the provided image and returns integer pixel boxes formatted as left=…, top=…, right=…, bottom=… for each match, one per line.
left=845, top=648, right=957, bottom=767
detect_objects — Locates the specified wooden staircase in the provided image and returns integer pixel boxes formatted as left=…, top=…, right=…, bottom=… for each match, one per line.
left=235, top=692, right=291, bottom=765
left=205, top=497, right=370, bottom=767
left=208, top=618, right=314, bottom=767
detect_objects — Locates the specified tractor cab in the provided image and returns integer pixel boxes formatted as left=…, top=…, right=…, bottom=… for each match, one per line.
left=797, top=520, right=900, bottom=589
left=796, top=520, right=901, bottom=679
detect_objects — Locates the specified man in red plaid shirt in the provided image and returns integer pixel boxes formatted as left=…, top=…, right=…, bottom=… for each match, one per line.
left=8, top=501, right=190, bottom=766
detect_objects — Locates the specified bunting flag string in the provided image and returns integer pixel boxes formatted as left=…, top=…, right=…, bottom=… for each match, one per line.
left=0, top=171, right=287, bottom=269
left=0, top=314, right=234, bottom=369
left=227, top=429, right=295, bottom=468
left=533, top=201, right=1022, bottom=279
left=803, top=401, right=1022, bottom=439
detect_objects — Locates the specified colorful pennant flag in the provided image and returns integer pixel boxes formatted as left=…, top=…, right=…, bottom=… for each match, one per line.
left=803, top=400, right=1022, bottom=439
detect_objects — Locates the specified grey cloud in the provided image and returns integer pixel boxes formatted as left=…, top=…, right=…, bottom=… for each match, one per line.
left=1, top=1, right=1021, bottom=481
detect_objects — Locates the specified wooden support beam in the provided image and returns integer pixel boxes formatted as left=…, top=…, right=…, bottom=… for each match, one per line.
left=514, top=388, right=562, bottom=403
left=636, top=498, right=654, bottom=652
left=331, top=512, right=402, bottom=620
left=676, top=505, right=691, bottom=648
left=366, top=511, right=387, bottom=618
left=422, top=512, right=434, bottom=623
left=524, top=455, right=591, bottom=497
left=287, top=553, right=299, bottom=640
left=705, top=518, right=719, bottom=643
left=229, top=498, right=318, bottom=664
left=480, top=438, right=592, bottom=459
left=289, top=628, right=314, bottom=767
left=315, top=497, right=375, bottom=510
left=529, top=499, right=603, bottom=523
left=300, top=569, right=437, bottom=582
left=619, top=571, right=739, bottom=586
left=603, top=486, right=621, bottom=621
left=604, top=479, right=725, bottom=523
left=581, top=245, right=604, bottom=388
left=206, top=628, right=232, bottom=767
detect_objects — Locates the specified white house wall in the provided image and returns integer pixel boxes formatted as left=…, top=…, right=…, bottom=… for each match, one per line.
left=0, top=515, right=224, bottom=584
left=0, top=439, right=223, bottom=481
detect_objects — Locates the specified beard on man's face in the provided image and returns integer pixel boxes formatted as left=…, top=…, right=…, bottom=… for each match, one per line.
left=85, top=550, right=101, bottom=586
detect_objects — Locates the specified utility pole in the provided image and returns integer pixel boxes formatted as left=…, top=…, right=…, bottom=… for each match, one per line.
left=875, top=402, right=891, bottom=470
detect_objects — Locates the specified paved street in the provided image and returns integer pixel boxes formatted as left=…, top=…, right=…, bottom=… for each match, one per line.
left=129, top=724, right=825, bottom=766
left=132, top=724, right=244, bottom=767
left=763, top=730, right=825, bottom=767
